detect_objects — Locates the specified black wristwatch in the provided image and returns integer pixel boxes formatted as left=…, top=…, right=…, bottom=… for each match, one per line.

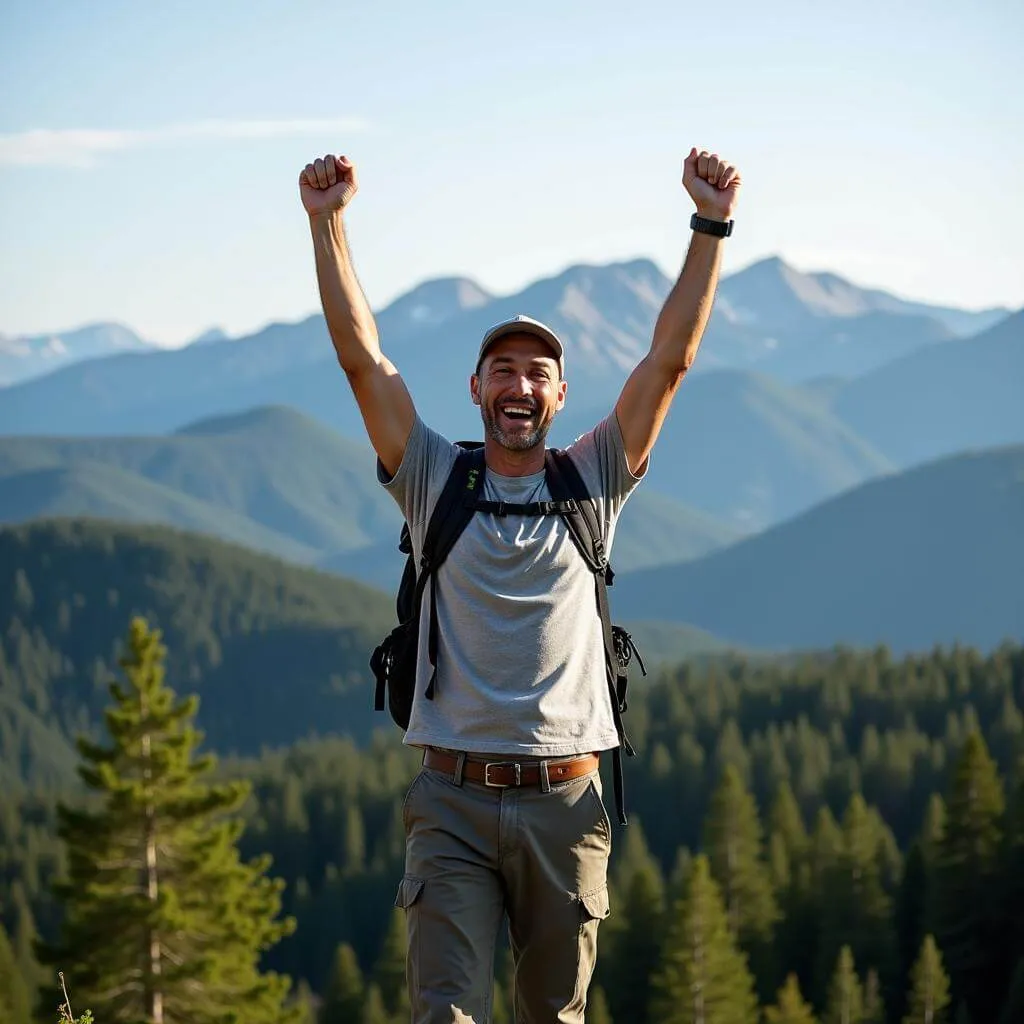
left=690, top=213, right=734, bottom=237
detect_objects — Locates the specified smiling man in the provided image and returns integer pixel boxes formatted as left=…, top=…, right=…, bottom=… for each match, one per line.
left=300, top=147, right=741, bottom=1024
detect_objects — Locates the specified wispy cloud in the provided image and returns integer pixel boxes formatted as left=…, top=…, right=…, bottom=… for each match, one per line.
left=0, top=118, right=369, bottom=168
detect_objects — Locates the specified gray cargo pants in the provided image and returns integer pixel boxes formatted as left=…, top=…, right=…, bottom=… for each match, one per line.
left=396, top=753, right=612, bottom=1024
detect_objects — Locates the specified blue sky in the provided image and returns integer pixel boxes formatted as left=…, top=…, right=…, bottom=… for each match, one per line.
left=1, top=0, right=1022, bottom=345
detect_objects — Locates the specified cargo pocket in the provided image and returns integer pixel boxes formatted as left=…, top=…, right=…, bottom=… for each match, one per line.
left=578, top=884, right=610, bottom=923
left=395, top=874, right=425, bottom=910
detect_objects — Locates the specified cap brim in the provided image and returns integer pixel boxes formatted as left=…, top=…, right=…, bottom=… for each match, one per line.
left=477, top=320, right=564, bottom=374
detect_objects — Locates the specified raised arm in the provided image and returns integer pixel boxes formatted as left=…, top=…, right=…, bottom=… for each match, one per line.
left=300, top=154, right=415, bottom=477
left=614, top=148, right=742, bottom=474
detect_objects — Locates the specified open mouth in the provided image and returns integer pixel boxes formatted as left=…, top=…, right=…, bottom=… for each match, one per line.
left=500, top=404, right=536, bottom=423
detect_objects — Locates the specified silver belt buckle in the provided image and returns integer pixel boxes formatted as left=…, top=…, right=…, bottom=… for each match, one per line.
left=484, top=761, right=522, bottom=787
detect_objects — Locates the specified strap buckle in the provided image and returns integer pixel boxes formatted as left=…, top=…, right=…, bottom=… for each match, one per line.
left=483, top=761, right=522, bottom=787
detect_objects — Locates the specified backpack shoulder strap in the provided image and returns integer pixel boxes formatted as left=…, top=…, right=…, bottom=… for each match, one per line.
left=421, top=444, right=485, bottom=579
left=545, top=447, right=634, bottom=826
left=544, top=448, right=610, bottom=580
left=419, top=444, right=486, bottom=698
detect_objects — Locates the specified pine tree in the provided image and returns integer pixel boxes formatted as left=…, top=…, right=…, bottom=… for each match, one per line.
left=769, top=784, right=814, bottom=996
left=320, top=942, right=365, bottom=1023
left=703, top=766, right=779, bottom=996
left=932, top=733, right=1005, bottom=1023
left=601, top=820, right=665, bottom=1024
left=816, top=795, right=894, bottom=1005
left=1000, top=764, right=1024, bottom=973
left=764, top=974, right=818, bottom=1024
left=903, top=935, right=950, bottom=1024
left=648, top=854, right=759, bottom=1024
left=373, top=906, right=409, bottom=1018
left=0, top=922, right=32, bottom=1024
left=39, top=617, right=301, bottom=1024
left=863, top=968, right=884, bottom=1024
left=823, top=946, right=863, bottom=1024
left=359, top=984, right=391, bottom=1024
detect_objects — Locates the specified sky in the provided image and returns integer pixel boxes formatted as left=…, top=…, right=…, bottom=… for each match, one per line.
left=1, top=0, right=1022, bottom=347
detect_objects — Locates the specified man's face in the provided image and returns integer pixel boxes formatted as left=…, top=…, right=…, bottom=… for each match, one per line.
left=470, top=334, right=567, bottom=452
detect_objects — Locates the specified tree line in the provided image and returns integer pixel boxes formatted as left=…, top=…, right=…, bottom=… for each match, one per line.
left=2, top=619, right=1022, bottom=1021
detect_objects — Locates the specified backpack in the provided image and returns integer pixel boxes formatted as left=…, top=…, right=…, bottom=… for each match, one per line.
left=368, top=441, right=646, bottom=824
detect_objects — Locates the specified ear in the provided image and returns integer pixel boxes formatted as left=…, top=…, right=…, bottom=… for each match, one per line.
left=470, top=373, right=481, bottom=406
left=555, top=378, right=567, bottom=412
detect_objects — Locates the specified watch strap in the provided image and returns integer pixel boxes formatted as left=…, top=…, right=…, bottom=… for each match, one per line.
left=690, top=213, right=734, bottom=237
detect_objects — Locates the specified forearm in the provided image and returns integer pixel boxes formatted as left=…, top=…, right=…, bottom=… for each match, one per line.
left=650, top=229, right=725, bottom=377
left=309, top=210, right=382, bottom=375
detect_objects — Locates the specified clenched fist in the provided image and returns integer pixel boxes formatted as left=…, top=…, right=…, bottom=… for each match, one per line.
left=299, top=154, right=358, bottom=217
left=683, top=148, right=741, bottom=222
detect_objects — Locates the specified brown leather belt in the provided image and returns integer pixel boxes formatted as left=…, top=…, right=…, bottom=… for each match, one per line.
left=422, top=748, right=599, bottom=789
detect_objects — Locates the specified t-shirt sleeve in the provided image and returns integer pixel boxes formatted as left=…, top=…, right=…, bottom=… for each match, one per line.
left=564, top=411, right=648, bottom=534
left=377, top=417, right=460, bottom=530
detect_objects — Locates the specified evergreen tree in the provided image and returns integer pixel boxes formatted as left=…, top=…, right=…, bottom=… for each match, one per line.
left=320, top=942, right=365, bottom=1023
left=933, top=733, right=1005, bottom=1023
left=862, top=968, right=884, bottom=1024
left=0, top=922, right=32, bottom=1024
left=769, top=784, right=814, bottom=996
left=372, top=907, right=409, bottom=1018
left=823, top=946, right=863, bottom=1024
left=649, top=854, right=759, bottom=1024
left=602, top=820, right=665, bottom=1024
left=816, top=795, right=894, bottom=1005
left=359, top=984, right=391, bottom=1024
left=1000, top=764, right=1024, bottom=970
left=902, top=935, right=950, bottom=1024
left=703, top=765, right=779, bottom=996
left=39, top=617, right=300, bottom=1024
left=764, top=974, right=818, bottom=1024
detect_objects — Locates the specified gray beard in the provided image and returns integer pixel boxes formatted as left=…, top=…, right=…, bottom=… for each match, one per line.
left=482, top=406, right=551, bottom=452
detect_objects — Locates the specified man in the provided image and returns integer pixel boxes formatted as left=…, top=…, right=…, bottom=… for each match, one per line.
left=300, top=147, right=741, bottom=1024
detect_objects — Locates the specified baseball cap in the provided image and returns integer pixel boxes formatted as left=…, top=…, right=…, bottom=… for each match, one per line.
left=476, top=315, right=565, bottom=377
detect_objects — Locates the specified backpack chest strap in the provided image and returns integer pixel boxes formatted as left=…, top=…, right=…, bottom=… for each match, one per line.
left=466, top=497, right=579, bottom=517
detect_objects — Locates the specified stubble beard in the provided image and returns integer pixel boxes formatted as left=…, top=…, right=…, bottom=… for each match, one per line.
left=481, top=401, right=552, bottom=452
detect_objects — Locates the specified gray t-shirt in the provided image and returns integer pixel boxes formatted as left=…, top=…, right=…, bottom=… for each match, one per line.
left=379, top=413, right=645, bottom=757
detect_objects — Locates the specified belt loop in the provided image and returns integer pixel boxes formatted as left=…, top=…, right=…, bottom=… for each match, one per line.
left=453, top=751, right=466, bottom=787
left=539, top=760, right=551, bottom=794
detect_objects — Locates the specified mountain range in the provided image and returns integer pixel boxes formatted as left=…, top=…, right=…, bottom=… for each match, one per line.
left=2, top=256, right=1019, bottom=530
left=0, top=405, right=742, bottom=581
left=614, top=444, right=1024, bottom=654
left=0, top=322, right=154, bottom=386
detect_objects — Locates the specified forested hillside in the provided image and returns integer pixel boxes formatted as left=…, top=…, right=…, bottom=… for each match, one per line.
left=0, top=518, right=395, bottom=788
left=3, top=632, right=1022, bottom=1022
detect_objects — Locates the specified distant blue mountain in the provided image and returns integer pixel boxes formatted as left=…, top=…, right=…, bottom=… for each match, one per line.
left=0, top=322, right=154, bottom=386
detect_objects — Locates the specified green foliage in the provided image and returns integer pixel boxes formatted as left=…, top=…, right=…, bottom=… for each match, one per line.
left=703, top=764, right=779, bottom=997
left=599, top=820, right=665, bottom=1024
left=823, top=946, right=863, bottom=1024
left=764, top=974, right=818, bottom=1024
left=903, top=935, right=950, bottom=1024
left=372, top=907, right=409, bottom=1019
left=2, top=593, right=1023, bottom=1022
left=933, top=733, right=1005, bottom=1023
left=815, top=794, right=896, bottom=1004
left=320, top=942, right=364, bottom=1023
left=38, top=618, right=302, bottom=1023
left=0, top=518, right=395, bottom=785
left=649, top=854, right=759, bottom=1024
left=0, top=921, right=31, bottom=1024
